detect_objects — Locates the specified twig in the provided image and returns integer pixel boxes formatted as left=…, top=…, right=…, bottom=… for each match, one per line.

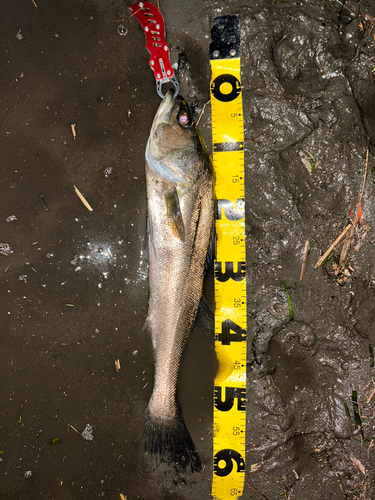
left=366, top=387, right=375, bottom=404
left=300, top=240, right=310, bottom=280
left=368, top=440, right=374, bottom=459
left=245, top=482, right=256, bottom=492
left=358, top=149, right=368, bottom=210
left=68, top=424, right=80, bottom=435
left=361, top=379, right=373, bottom=393
left=196, top=100, right=211, bottom=126
left=31, top=0, right=37, bottom=7
left=74, top=186, right=93, bottom=212
left=19, top=399, right=28, bottom=411
left=336, top=226, right=354, bottom=275
left=355, top=228, right=370, bottom=252
left=313, top=224, right=352, bottom=269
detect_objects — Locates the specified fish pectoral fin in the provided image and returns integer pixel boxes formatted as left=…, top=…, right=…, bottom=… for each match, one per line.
left=205, top=223, right=216, bottom=275
left=164, top=187, right=185, bottom=242
left=194, top=295, right=214, bottom=332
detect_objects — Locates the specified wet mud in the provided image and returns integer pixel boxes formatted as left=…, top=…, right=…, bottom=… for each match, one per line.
left=1, top=0, right=375, bottom=499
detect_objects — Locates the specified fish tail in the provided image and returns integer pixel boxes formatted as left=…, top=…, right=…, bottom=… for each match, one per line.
left=144, top=406, right=202, bottom=472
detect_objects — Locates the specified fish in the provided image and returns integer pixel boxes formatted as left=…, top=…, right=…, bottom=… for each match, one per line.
left=144, top=90, right=214, bottom=472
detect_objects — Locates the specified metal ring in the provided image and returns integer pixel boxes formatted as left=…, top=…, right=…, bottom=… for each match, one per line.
left=156, top=76, right=179, bottom=99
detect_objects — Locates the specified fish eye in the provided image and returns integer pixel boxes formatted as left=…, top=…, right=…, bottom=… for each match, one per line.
left=178, top=112, right=191, bottom=127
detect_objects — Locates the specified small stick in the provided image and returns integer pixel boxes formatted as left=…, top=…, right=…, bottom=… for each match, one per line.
left=20, top=399, right=28, bottom=411
left=31, top=0, right=37, bottom=7
left=71, top=124, right=76, bottom=140
left=368, top=440, right=374, bottom=459
left=361, top=379, right=373, bottom=393
left=355, top=229, right=369, bottom=252
left=74, top=186, right=93, bottom=212
left=245, top=482, right=256, bottom=492
left=366, top=387, right=375, bottom=404
left=313, top=224, right=352, bottom=270
left=358, top=150, right=369, bottom=206
left=299, top=240, right=310, bottom=280
left=68, top=424, right=80, bottom=435
left=196, top=100, right=211, bottom=126
left=336, top=226, right=354, bottom=275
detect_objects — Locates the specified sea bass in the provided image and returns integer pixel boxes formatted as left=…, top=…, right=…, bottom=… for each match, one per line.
left=144, top=90, right=213, bottom=472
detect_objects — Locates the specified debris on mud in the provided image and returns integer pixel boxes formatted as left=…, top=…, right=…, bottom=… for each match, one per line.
left=74, top=185, right=93, bottom=212
left=81, top=423, right=94, bottom=441
left=70, top=123, right=76, bottom=140
left=48, top=437, right=61, bottom=445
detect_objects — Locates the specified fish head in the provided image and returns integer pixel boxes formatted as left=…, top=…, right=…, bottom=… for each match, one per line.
left=146, top=90, right=208, bottom=185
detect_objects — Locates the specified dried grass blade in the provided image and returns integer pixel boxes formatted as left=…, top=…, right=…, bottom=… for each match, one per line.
left=74, top=186, right=93, bottom=212
left=196, top=100, right=211, bottom=126
left=366, top=387, right=375, bottom=404
left=350, top=456, right=366, bottom=475
left=336, top=226, right=354, bottom=275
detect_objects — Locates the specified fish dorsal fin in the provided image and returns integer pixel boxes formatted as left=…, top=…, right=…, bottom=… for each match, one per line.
left=164, top=187, right=185, bottom=242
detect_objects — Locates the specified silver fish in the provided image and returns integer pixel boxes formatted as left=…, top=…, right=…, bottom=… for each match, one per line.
left=144, top=90, right=214, bottom=472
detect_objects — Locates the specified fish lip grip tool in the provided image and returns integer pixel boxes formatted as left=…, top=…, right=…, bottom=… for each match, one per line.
left=129, top=1, right=179, bottom=98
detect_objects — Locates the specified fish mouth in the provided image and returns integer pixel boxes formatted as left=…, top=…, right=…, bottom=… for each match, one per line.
left=153, top=90, right=176, bottom=127
left=146, top=91, right=195, bottom=185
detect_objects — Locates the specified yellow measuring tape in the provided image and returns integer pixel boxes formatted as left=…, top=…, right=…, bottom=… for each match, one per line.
left=209, top=15, right=246, bottom=500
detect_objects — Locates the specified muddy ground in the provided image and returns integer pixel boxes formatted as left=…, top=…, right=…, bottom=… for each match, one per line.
left=1, top=0, right=375, bottom=499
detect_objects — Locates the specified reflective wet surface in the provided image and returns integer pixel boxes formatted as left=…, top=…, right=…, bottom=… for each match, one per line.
left=2, top=0, right=375, bottom=498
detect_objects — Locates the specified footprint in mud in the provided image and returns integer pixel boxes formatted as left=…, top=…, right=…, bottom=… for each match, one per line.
left=268, top=322, right=316, bottom=400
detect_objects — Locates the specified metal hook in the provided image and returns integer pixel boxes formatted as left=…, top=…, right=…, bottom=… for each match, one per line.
left=156, top=76, right=179, bottom=99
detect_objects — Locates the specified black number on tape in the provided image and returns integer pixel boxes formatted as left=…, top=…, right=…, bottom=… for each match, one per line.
left=214, top=449, right=245, bottom=477
left=215, top=261, right=246, bottom=282
left=214, top=386, right=246, bottom=411
left=217, top=199, right=244, bottom=221
left=211, top=74, right=241, bottom=102
left=217, top=319, right=246, bottom=345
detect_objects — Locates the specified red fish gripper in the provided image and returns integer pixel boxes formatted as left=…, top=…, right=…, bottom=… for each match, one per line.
left=129, top=1, right=179, bottom=98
